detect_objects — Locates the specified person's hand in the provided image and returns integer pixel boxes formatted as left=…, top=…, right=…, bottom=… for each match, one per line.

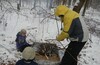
left=56, top=36, right=61, bottom=41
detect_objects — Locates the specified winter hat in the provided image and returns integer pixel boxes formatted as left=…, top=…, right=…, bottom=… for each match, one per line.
left=22, top=47, right=36, bottom=60
left=54, top=5, right=69, bottom=16
left=20, top=29, right=27, bottom=34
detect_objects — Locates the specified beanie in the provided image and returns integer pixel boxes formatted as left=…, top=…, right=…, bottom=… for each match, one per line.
left=22, top=47, right=36, bottom=60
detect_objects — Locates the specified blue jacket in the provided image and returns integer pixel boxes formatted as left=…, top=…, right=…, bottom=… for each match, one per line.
left=15, top=32, right=30, bottom=49
left=16, top=59, right=38, bottom=65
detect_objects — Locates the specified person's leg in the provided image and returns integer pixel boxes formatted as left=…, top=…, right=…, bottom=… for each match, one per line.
left=59, top=41, right=86, bottom=65
left=19, top=44, right=31, bottom=52
left=59, top=42, right=76, bottom=65
left=70, top=41, right=86, bottom=65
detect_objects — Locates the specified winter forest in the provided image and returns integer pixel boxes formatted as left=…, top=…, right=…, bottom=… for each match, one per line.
left=0, top=0, right=100, bottom=65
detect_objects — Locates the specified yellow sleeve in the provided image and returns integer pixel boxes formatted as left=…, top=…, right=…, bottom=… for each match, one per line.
left=56, top=10, right=80, bottom=41
left=56, top=17, right=73, bottom=41
left=56, top=31, right=69, bottom=41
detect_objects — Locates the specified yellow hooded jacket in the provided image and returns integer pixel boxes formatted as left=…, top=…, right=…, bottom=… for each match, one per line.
left=55, top=5, right=80, bottom=41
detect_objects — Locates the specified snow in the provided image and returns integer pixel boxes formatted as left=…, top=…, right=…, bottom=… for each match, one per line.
left=0, top=1, right=100, bottom=65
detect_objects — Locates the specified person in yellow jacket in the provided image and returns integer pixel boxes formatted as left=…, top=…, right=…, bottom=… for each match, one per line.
left=55, top=5, right=89, bottom=65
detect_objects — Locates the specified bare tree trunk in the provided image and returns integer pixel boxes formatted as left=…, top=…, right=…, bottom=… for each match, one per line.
left=33, top=0, right=36, bottom=8
left=62, top=0, right=67, bottom=5
left=50, top=0, right=53, bottom=8
left=73, top=0, right=76, bottom=3
left=0, top=0, right=2, bottom=10
left=68, top=0, right=71, bottom=7
left=17, top=0, right=21, bottom=11
left=73, top=0, right=86, bottom=13
left=19, top=0, right=21, bottom=7
left=73, top=0, right=76, bottom=4
left=55, top=0, right=67, bottom=5
left=57, top=0, right=61, bottom=5
left=47, top=0, right=49, bottom=8
left=88, top=0, right=92, bottom=7
left=17, top=3, right=20, bottom=10
left=82, top=0, right=89, bottom=16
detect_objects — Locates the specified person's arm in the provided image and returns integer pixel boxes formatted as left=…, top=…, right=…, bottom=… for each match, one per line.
left=56, top=27, right=69, bottom=41
left=56, top=18, right=72, bottom=41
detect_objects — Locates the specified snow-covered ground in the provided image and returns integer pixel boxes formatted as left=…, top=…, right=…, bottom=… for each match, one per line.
left=0, top=1, right=100, bottom=65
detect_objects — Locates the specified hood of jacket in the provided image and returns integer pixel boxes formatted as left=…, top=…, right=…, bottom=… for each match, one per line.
left=54, top=5, right=69, bottom=16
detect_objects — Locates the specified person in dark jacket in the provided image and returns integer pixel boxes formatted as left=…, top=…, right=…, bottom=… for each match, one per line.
left=54, top=5, right=89, bottom=65
left=16, top=47, right=38, bottom=65
left=15, top=29, right=31, bottom=52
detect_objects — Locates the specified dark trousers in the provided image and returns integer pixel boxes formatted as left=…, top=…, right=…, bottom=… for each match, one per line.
left=60, top=41, right=86, bottom=65
left=18, top=45, right=31, bottom=52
